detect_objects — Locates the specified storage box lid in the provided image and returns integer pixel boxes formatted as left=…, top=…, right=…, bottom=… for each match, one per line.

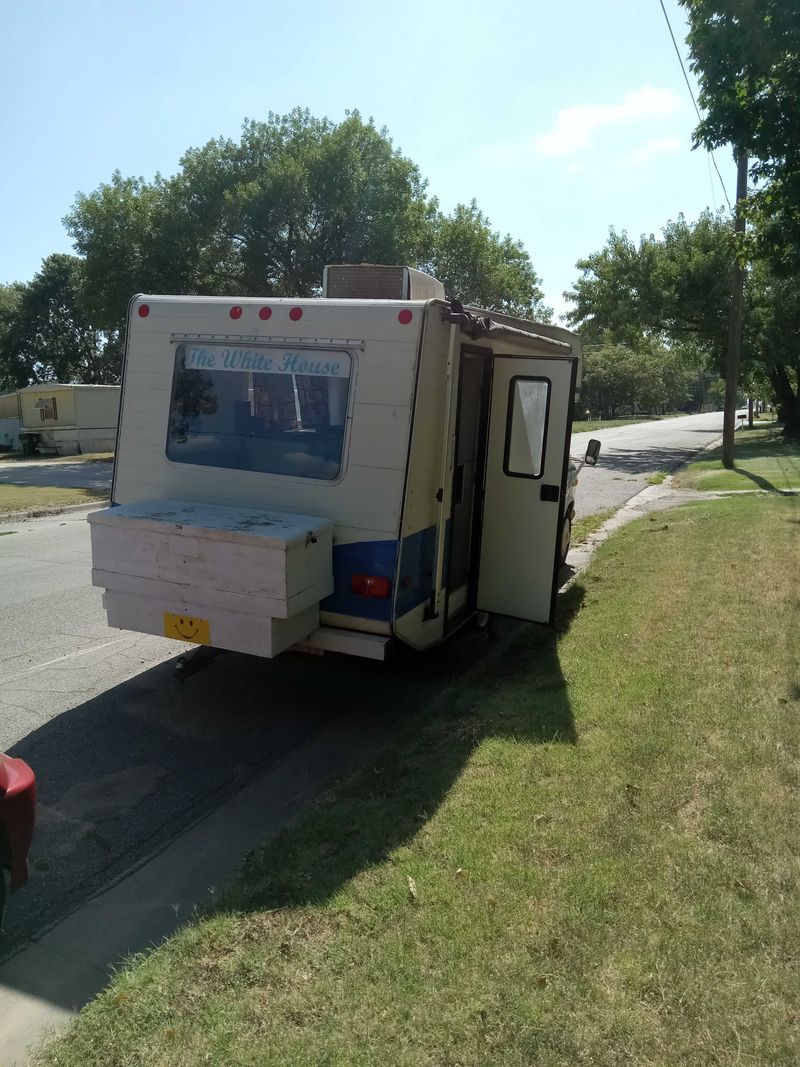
left=88, top=498, right=331, bottom=550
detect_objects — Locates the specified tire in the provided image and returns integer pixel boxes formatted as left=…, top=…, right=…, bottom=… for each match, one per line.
left=559, top=511, right=573, bottom=567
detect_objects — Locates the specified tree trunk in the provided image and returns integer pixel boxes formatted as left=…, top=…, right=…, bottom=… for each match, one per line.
left=770, top=364, right=800, bottom=438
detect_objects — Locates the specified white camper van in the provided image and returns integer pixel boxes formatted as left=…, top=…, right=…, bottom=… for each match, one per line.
left=89, top=265, right=598, bottom=663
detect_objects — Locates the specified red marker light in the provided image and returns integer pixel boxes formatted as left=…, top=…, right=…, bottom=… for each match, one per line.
left=230, top=305, right=243, bottom=320
left=289, top=307, right=303, bottom=321
left=138, top=304, right=150, bottom=318
left=259, top=307, right=272, bottom=320
left=398, top=309, right=413, bottom=324
left=351, top=575, right=392, bottom=598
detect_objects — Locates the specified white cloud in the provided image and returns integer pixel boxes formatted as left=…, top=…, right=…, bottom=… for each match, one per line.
left=534, top=86, right=681, bottom=158
left=625, top=135, right=684, bottom=166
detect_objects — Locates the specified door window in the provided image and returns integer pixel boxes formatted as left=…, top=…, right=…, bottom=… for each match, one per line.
left=503, top=376, right=550, bottom=478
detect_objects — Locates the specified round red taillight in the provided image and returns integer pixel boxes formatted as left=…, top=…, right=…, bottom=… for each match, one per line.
left=138, top=304, right=150, bottom=318
left=289, top=307, right=303, bottom=321
left=398, top=309, right=413, bottom=324
left=229, top=305, right=243, bottom=320
left=259, top=307, right=272, bottom=320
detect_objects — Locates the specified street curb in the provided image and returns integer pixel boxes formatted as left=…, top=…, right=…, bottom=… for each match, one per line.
left=0, top=499, right=108, bottom=525
left=563, top=430, right=725, bottom=577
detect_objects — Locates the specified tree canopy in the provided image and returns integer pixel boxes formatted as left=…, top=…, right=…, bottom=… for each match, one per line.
left=63, top=109, right=546, bottom=336
left=0, top=110, right=549, bottom=389
left=566, top=211, right=733, bottom=365
left=680, top=0, right=800, bottom=274
left=0, top=255, right=115, bottom=391
left=566, top=210, right=800, bottom=433
left=424, top=201, right=549, bottom=320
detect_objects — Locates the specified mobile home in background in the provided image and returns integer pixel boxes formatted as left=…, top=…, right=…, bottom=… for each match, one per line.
left=89, top=266, right=598, bottom=663
left=17, top=383, right=120, bottom=456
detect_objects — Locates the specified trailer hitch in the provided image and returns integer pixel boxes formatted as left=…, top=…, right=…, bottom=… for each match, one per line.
left=174, top=646, right=228, bottom=681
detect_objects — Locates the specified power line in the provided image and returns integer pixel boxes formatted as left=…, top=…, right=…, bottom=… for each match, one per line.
left=657, top=0, right=732, bottom=210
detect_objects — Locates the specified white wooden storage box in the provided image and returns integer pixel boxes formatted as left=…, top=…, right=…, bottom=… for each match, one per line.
left=89, top=499, right=333, bottom=657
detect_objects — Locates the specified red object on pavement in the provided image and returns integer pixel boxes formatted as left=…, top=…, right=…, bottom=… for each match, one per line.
left=0, top=753, right=36, bottom=892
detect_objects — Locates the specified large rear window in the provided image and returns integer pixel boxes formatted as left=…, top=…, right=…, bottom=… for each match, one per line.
left=166, top=343, right=352, bottom=480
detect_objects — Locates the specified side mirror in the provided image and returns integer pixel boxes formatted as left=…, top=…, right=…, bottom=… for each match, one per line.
left=584, top=438, right=601, bottom=467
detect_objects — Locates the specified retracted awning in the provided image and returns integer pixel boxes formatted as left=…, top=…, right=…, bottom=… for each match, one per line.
left=441, top=301, right=573, bottom=351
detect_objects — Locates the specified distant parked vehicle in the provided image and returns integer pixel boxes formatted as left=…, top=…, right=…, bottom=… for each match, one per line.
left=0, top=753, right=36, bottom=927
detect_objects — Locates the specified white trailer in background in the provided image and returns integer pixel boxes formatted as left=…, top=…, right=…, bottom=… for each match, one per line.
left=89, top=265, right=597, bottom=663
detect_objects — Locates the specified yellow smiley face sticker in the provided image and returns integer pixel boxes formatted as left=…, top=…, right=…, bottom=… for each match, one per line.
left=163, top=612, right=211, bottom=645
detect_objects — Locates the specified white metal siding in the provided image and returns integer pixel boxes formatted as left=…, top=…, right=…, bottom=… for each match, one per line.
left=113, top=298, right=421, bottom=545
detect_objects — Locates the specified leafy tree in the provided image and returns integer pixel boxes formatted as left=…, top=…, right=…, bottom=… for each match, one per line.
left=0, top=255, right=114, bottom=389
left=567, top=207, right=800, bottom=433
left=66, top=110, right=550, bottom=335
left=566, top=211, right=734, bottom=365
left=680, top=0, right=800, bottom=274
left=425, top=201, right=550, bottom=319
left=0, top=283, right=25, bottom=390
left=580, top=342, right=692, bottom=419
left=65, top=110, right=436, bottom=331
left=746, top=261, right=800, bottom=432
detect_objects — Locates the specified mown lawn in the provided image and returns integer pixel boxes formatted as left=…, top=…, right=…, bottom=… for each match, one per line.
left=0, top=484, right=107, bottom=515
left=673, top=426, right=800, bottom=492
left=40, top=495, right=800, bottom=1067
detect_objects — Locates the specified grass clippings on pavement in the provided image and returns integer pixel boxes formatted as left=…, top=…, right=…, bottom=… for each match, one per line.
left=39, top=494, right=800, bottom=1067
left=571, top=508, right=614, bottom=547
left=0, top=485, right=107, bottom=516
left=673, top=426, right=800, bottom=492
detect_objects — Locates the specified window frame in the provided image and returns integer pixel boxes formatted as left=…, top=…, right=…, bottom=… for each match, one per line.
left=36, top=396, right=58, bottom=421
left=501, top=374, right=551, bottom=481
left=164, top=341, right=356, bottom=485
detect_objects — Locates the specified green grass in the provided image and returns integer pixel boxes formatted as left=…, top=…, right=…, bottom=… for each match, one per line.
left=0, top=485, right=107, bottom=515
left=0, top=450, right=114, bottom=463
left=647, top=470, right=669, bottom=485
left=39, top=495, right=800, bottom=1067
left=572, top=508, right=614, bottom=546
left=673, top=426, right=800, bottom=491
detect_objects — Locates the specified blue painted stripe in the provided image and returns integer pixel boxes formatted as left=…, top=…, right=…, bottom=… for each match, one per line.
left=320, top=525, right=439, bottom=623
left=322, top=538, right=398, bottom=621
left=395, top=525, right=437, bottom=618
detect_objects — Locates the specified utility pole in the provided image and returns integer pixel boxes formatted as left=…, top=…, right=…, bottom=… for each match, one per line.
left=722, top=151, right=748, bottom=469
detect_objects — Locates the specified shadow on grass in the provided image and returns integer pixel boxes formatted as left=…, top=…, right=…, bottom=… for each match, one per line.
left=732, top=466, right=780, bottom=492
left=223, top=584, right=584, bottom=915
left=0, top=583, right=581, bottom=1012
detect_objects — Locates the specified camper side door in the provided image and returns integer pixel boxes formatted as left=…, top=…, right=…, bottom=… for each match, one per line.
left=477, top=354, right=577, bottom=625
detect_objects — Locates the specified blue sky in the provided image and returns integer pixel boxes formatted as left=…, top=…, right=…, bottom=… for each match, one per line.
left=0, top=0, right=735, bottom=319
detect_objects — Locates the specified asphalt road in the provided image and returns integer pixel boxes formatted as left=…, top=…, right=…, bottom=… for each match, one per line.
left=0, top=458, right=113, bottom=492
left=0, top=411, right=725, bottom=963
left=569, top=410, right=729, bottom=518
left=0, top=507, right=513, bottom=965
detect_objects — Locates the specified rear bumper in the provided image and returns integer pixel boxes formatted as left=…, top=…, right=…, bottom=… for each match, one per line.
left=0, top=755, right=36, bottom=892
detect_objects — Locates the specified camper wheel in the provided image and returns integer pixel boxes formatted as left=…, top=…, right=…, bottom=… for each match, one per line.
left=559, top=507, right=574, bottom=567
